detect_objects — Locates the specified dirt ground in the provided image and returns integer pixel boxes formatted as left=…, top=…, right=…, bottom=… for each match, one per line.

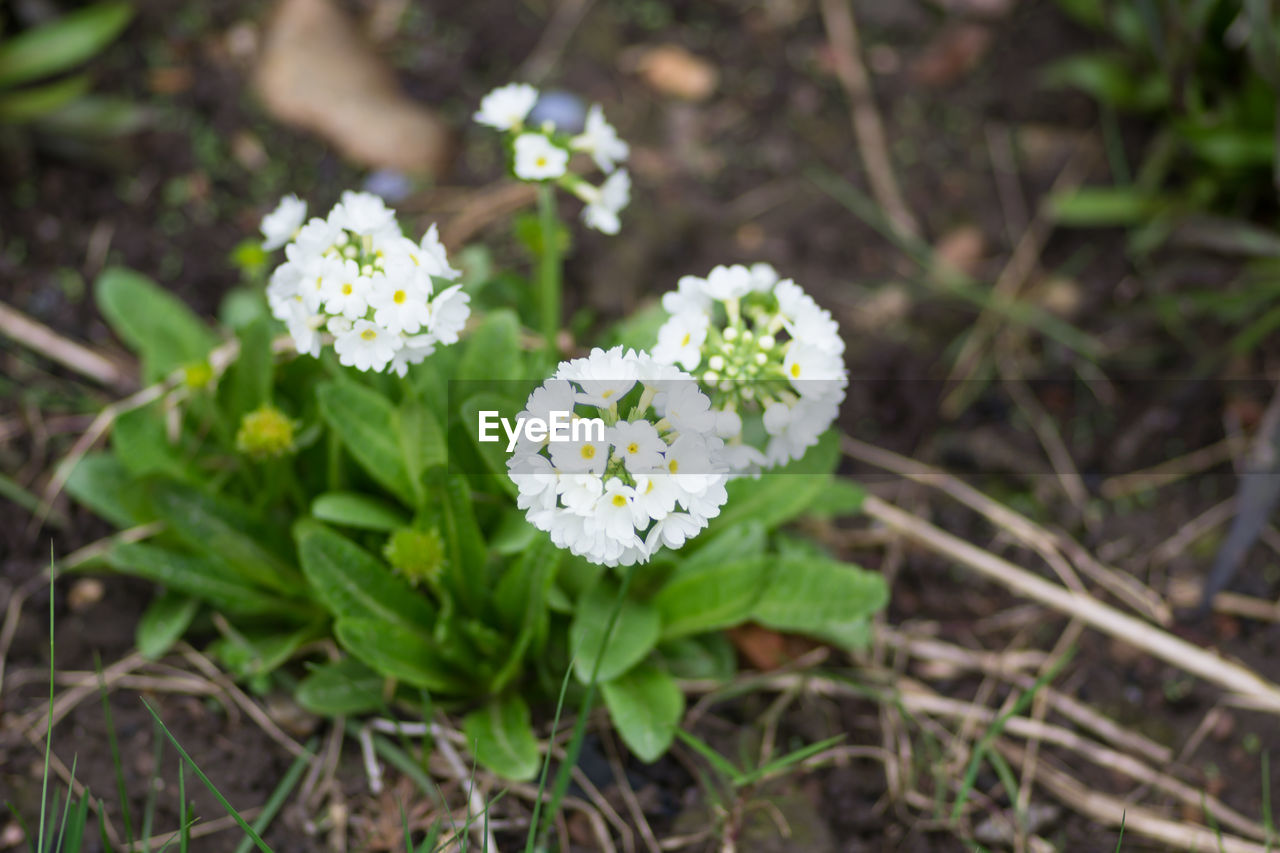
left=3, top=0, right=1279, bottom=850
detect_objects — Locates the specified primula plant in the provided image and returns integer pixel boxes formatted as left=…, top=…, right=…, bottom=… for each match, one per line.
left=64, top=84, right=887, bottom=782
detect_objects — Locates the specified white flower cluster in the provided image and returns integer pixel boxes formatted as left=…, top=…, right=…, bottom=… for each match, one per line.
left=507, top=347, right=730, bottom=567
left=652, top=264, right=847, bottom=472
left=261, top=192, right=470, bottom=376
left=474, top=83, right=631, bottom=234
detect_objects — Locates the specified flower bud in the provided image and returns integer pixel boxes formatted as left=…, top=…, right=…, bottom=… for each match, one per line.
left=384, top=527, right=446, bottom=587
left=235, top=406, right=295, bottom=459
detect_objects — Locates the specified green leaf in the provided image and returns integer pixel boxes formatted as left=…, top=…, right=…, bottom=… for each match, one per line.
left=135, top=591, right=198, bottom=660
left=295, top=657, right=385, bottom=715
left=64, top=453, right=147, bottom=527
left=570, top=580, right=661, bottom=685
left=750, top=555, right=888, bottom=650
left=437, top=473, right=490, bottom=616
left=459, top=310, right=524, bottom=383
left=106, top=543, right=308, bottom=617
left=1049, top=187, right=1166, bottom=226
left=653, top=557, right=768, bottom=640
left=31, top=93, right=147, bottom=137
left=311, top=492, right=408, bottom=531
left=317, top=382, right=442, bottom=508
left=462, top=694, right=540, bottom=781
left=210, top=622, right=319, bottom=679
left=0, top=74, right=89, bottom=123
left=603, top=302, right=670, bottom=351
left=95, top=267, right=216, bottom=381
left=490, top=534, right=560, bottom=693
left=802, top=478, right=866, bottom=519
left=335, top=619, right=467, bottom=693
left=491, top=508, right=539, bottom=555
left=654, top=634, right=737, bottom=682
left=112, top=405, right=189, bottom=480
left=602, top=664, right=684, bottom=763
left=1041, top=53, right=1168, bottom=111
left=460, top=393, right=521, bottom=498
left=148, top=479, right=301, bottom=595
left=0, top=1, right=133, bottom=88
left=708, top=432, right=839, bottom=534
left=219, top=318, right=273, bottom=423
left=295, top=520, right=436, bottom=630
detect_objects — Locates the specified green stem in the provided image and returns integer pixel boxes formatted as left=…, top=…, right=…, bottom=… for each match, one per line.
left=537, top=183, right=562, bottom=354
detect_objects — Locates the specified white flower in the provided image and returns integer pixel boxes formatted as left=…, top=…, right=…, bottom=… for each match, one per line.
left=548, top=433, right=609, bottom=476
left=388, top=334, right=437, bottom=378
left=579, top=169, right=631, bottom=235
left=657, top=381, right=718, bottom=435
left=368, top=273, right=431, bottom=335
left=513, top=133, right=569, bottom=180
left=571, top=104, right=629, bottom=173
left=330, top=190, right=398, bottom=238
left=591, top=479, right=643, bottom=541
left=320, top=259, right=371, bottom=319
left=261, top=194, right=307, bottom=251
left=559, top=473, right=603, bottom=515
left=427, top=284, right=470, bottom=345
left=662, top=275, right=714, bottom=317
left=558, top=346, right=639, bottom=407
left=703, top=265, right=754, bottom=301
left=333, top=319, right=400, bottom=372
left=783, top=342, right=847, bottom=396
left=747, top=262, right=779, bottom=293
left=609, top=420, right=666, bottom=475
left=415, top=225, right=460, bottom=280
left=653, top=310, right=707, bottom=370
left=766, top=398, right=838, bottom=466
left=474, top=83, right=539, bottom=131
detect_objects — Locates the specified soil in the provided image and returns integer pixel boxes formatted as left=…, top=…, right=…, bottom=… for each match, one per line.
left=3, top=0, right=1279, bottom=851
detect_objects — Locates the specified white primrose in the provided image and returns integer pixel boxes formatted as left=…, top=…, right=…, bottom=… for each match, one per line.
left=513, top=133, right=569, bottom=180
left=506, top=347, right=730, bottom=567
left=576, top=169, right=631, bottom=235
left=260, top=194, right=307, bottom=250
left=474, top=82, right=539, bottom=131
left=260, top=191, right=469, bottom=374
left=572, top=104, right=630, bottom=173
left=651, top=263, right=849, bottom=473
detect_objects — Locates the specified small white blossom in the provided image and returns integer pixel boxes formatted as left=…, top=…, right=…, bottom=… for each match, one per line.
left=513, top=133, right=569, bottom=180
left=261, top=195, right=307, bottom=250
left=474, top=83, right=539, bottom=131
left=653, top=310, right=708, bottom=370
left=579, top=169, right=631, bottom=235
left=334, top=319, right=401, bottom=372
left=609, top=420, right=666, bottom=475
left=330, top=190, right=399, bottom=238
left=571, top=104, right=629, bottom=173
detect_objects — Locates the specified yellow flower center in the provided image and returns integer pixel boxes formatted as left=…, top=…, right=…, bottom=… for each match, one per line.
left=790, top=363, right=802, bottom=378
left=681, top=332, right=691, bottom=346
left=627, top=442, right=639, bottom=454
left=393, top=290, right=406, bottom=304
left=361, top=328, right=377, bottom=341
left=536, top=156, right=548, bottom=168
left=342, top=283, right=353, bottom=295
left=611, top=494, right=627, bottom=507
left=668, top=458, right=679, bottom=473
left=581, top=445, right=596, bottom=460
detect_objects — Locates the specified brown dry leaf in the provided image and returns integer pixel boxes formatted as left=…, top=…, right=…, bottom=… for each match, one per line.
left=68, top=578, right=104, bottom=612
left=908, top=23, right=993, bottom=87
left=628, top=44, right=719, bottom=101
left=934, top=224, right=986, bottom=277
left=728, top=624, right=788, bottom=670
left=255, top=0, right=452, bottom=174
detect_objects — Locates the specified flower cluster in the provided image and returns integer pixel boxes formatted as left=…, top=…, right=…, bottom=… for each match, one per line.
left=507, top=347, right=730, bottom=566
left=261, top=191, right=470, bottom=375
left=474, top=83, right=631, bottom=234
left=652, top=264, right=847, bottom=472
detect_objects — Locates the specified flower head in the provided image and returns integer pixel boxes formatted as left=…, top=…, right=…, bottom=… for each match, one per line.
left=576, top=169, right=631, bottom=235
left=508, top=347, right=729, bottom=567
left=261, top=192, right=468, bottom=373
left=650, top=264, right=847, bottom=472
left=572, top=105, right=629, bottom=173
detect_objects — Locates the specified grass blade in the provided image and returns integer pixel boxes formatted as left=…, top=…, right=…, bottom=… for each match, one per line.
left=37, top=557, right=55, bottom=853
left=523, top=655, right=575, bottom=853
left=141, top=699, right=278, bottom=853
left=231, top=739, right=315, bottom=853
left=97, top=655, right=135, bottom=846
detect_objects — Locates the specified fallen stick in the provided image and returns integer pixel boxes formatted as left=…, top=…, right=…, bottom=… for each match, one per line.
left=862, top=494, right=1280, bottom=713
left=0, top=299, right=133, bottom=390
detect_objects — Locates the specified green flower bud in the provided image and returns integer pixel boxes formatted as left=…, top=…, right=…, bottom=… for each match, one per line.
left=383, top=527, right=446, bottom=587
left=235, top=406, right=295, bottom=459
left=184, top=361, right=214, bottom=389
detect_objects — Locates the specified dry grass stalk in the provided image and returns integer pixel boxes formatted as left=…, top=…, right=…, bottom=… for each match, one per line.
left=1101, top=435, right=1245, bottom=500
left=863, top=493, right=1280, bottom=712
left=0, top=299, right=133, bottom=390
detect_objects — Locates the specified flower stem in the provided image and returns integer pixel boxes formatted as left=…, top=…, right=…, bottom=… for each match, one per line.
left=537, top=182, right=562, bottom=353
